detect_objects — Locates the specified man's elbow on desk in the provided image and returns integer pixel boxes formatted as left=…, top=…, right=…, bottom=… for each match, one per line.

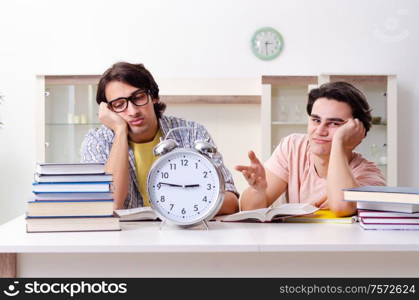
left=328, top=197, right=357, bottom=217
left=217, top=191, right=239, bottom=215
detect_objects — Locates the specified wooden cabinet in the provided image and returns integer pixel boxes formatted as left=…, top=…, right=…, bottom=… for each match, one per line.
left=36, top=74, right=397, bottom=186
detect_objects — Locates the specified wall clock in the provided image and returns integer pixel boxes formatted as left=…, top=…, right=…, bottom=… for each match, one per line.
left=251, top=27, right=284, bottom=61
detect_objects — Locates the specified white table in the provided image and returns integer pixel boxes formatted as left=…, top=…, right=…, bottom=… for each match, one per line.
left=1, top=215, right=419, bottom=277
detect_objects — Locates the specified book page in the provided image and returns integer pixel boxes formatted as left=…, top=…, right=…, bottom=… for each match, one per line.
left=216, top=208, right=270, bottom=222
left=267, top=203, right=319, bottom=220
left=114, top=207, right=158, bottom=221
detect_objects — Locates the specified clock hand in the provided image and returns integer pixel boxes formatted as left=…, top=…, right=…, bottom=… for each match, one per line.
left=265, top=41, right=272, bottom=55
left=184, top=184, right=200, bottom=188
left=158, top=182, right=200, bottom=188
left=158, top=182, right=183, bottom=187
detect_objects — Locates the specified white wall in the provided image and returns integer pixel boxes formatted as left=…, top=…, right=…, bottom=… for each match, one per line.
left=0, top=0, right=418, bottom=224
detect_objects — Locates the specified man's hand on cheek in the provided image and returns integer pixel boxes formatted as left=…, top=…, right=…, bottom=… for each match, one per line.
left=98, top=102, right=128, bottom=133
left=333, top=118, right=365, bottom=150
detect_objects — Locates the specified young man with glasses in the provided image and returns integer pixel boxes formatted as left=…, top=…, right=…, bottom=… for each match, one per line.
left=236, top=82, right=385, bottom=217
left=81, top=62, right=239, bottom=214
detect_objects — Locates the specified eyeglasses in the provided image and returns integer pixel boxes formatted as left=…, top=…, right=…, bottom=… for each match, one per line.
left=107, top=89, right=150, bottom=113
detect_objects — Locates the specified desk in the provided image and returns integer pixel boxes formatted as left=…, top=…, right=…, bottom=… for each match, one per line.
left=1, top=215, right=419, bottom=277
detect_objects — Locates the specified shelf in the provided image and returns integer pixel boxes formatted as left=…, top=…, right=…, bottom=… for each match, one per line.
left=46, top=123, right=101, bottom=126
left=262, top=76, right=317, bottom=85
left=160, top=95, right=260, bottom=104
left=272, top=121, right=307, bottom=125
left=271, top=122, right=386, bottom=126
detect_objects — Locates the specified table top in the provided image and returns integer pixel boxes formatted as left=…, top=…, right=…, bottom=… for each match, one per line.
left=1, top=215, right=419, bottom=253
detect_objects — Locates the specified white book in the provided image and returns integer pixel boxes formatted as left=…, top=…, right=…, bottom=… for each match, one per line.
left=343, top=186, right=419, bottom=204
left=114, top=207, right=159, bottom=221
left=26, top=200, right=114, bottom=217
left=360, top=217, right=419, bottom=224
left=26, top=217, right=120, bottom=233
left=32, top=182, right=111, bottom=193
left=217, top=203, right=318, bottom=222
left=358, top=210, right=419, bottom=218
left=359, top=221, right=419, bottom=230
left=356, top=201, right=419, bottom=213
left=35, top=163, right=105, bottom=175
left=31, top=192, right=113, bottom=201
left=34, top=173, right=112, bottom=183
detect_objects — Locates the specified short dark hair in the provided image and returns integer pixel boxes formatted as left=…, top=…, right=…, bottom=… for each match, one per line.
left=96, top=62, right=166, bottom=118
left=307, top=81, right=372, bottom=135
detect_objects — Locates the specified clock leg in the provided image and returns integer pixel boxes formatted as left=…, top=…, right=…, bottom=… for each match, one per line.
left=158, top=220, right=167, bottom=231
left=202, top=220, right=209, bottom=230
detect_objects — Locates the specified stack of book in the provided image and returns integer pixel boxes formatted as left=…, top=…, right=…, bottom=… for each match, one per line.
left=26, top=163, right=120, bottom=233
left=343, top=186, right=419, bottom=230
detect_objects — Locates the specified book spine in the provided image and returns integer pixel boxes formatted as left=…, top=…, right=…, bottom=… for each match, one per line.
left=26, top=215, right=115, bottom=219
left=27, top=200, right=113, bottom=203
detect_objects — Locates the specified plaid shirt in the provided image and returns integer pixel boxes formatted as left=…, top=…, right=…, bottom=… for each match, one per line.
left=80, top=115, right=238, bottom=208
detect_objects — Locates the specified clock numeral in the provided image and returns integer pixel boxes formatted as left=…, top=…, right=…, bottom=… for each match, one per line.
left=169, top=163, right=177, bottom=170
left=195, top=162, right=199, bottom=169
left=207, top=183, right=212, bottom=190
left=160, top=195, right=166, bottom=202
left=194, top=204, right=198, bottom=212
left=202, top=196, right=207, bottom=202
left=203, top=171, right=208, bottom=178
left=157, top=183, right=161, bottom=190
left=181, top=159, right=188, bottom=167
left=161, top=172, right=169, bottom=179
left=169, top=204, right=174, bottom=211
left=181, top=208, right=186, bottom=215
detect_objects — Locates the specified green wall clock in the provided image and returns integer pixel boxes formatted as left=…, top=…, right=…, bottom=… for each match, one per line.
left=251, top=27, right=284, bottom=61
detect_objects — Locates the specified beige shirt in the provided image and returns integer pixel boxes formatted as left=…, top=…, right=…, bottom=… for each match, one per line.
left=264, top=133, right=386, bottom=204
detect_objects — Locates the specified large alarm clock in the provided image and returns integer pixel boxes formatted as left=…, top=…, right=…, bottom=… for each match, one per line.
left=147, top=136, right=225, bottom=227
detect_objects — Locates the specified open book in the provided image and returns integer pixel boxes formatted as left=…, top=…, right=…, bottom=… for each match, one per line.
left=218, top=203, right=319, bottom=222
left=114, top=207, right=159, bottom=221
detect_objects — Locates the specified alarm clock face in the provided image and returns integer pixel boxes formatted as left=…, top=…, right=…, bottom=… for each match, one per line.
left=147, top=148, right=224, bottom=226
left=251, top=27, right=284, bottom=61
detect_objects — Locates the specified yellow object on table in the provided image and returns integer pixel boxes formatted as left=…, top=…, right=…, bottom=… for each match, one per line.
left=284, top=209, right=358, bottom=224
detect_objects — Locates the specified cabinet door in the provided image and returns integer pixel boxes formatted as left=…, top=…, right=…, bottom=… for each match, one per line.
left=261, top=76, right=317, bottom=161
left=45, top=82, right=100, bottom=163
